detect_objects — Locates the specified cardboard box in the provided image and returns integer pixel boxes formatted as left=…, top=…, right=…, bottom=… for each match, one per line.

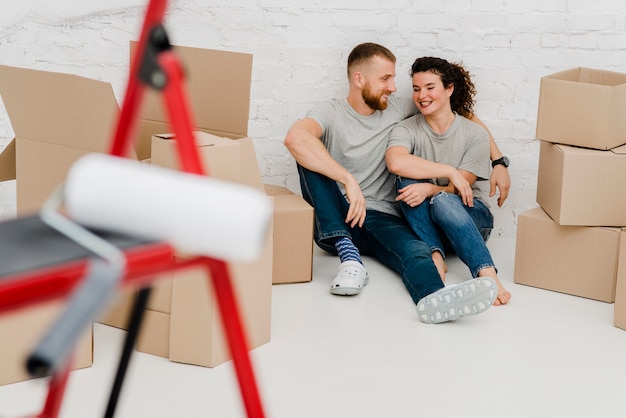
left=613, top=230, right=626, bottom=329
left=0, top=300, right=92, bottom=386
left=136, top=131, right=273, bottom=367
left=264, top=184, right=314, bottom=284
left=514, top=207, right=620, bottom=303
left=536, top=67, right=626, bottom=150
left=536, top=140, right=626, bottom=226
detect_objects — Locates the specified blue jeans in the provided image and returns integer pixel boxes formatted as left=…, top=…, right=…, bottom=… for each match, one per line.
left=298, top=165, right=443, bottom=304
left=396, top=177, right=496, bottom=278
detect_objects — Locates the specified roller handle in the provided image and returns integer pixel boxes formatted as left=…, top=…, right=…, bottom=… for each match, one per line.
left=27, top=258, right=122, bottom=377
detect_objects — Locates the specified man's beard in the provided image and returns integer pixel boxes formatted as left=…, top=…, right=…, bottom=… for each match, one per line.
left=362, top=84, right=389, bottom=111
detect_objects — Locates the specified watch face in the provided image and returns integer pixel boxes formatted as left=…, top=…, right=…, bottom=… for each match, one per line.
left=502, top=156, right=510, bottom=167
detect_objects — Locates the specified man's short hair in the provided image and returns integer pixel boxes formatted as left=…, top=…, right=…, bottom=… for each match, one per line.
left=347, top=43, right=396, bottom=77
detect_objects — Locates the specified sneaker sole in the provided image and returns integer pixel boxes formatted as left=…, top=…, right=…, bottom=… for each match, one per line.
left=417, top=277, right=497, bottom=324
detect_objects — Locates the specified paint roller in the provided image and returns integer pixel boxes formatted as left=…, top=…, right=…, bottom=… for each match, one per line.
left=65, top=153, right=272, bottom=263
left=27, top=153, right=272, bottom=377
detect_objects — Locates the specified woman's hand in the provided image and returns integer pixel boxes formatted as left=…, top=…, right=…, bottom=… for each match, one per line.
left=396, top=182, right=433, bottom=207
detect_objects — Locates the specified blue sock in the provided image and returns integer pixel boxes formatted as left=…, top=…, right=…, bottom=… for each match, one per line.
left=335, top=237, right=363, bottom=265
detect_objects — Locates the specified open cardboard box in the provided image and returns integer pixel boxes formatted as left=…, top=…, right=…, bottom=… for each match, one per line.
left=514, top=207, right=621, bottom=303
left=536, top=140, right=626, bottom=226
left=0, top=65, right=123, bottom=214
left=536, top=67, right=626, bottom=150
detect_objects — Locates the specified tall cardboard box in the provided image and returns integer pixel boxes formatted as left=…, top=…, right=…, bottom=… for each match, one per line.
left=137, top=129, right=273, bottom=367
left=0, top=301, right=92, bottom=386
left=536, top=67, right=626, bottom=150
left=536, top=140, right=626, bottom=226
left=264, top=184, right=314, bottom=284
left=514, top=207, right=620, bottom=303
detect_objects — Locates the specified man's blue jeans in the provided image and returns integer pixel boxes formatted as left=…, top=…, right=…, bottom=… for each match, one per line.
left=396, top=177, right=496, bottom=278
left=297, top=165, right=443, bottom=304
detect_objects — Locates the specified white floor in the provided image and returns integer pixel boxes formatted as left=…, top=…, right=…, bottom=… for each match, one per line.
left=1, top=239, right=626, bottom=418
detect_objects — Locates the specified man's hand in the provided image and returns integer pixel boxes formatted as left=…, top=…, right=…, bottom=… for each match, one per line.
left=489, top=164, right=511, bottom=207
left=344, top=176, right=367, bottom=228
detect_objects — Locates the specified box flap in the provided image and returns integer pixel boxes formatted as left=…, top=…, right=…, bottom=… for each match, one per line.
left=150, top=132, right=242, bottom=185
left=0, top=65, right=119, bottom=152
left=579, top=68, right=626, bottom=86
left=543, top=67, right=581, bottom=82
left=264, top=184, right=294, bottom=197
left=132, top=42, right=252, bottom=137
left=0, top=138, right=16, bottom=182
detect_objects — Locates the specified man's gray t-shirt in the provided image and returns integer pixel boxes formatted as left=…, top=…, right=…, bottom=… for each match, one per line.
left=387, top=113, right=490, bottom=200
left=306, top=95, right=416, bottom=216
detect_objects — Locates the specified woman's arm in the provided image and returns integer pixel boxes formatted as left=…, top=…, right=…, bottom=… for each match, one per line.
left=385, top=145, right=474, bottom=206
left=467, top=114, right=511, bottom=207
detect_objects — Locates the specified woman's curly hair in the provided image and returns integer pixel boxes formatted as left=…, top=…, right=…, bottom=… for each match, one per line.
left=410, top=56, right=476, bottom=118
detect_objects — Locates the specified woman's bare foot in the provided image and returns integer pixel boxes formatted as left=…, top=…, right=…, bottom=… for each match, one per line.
left=478, top=268, right=511, bottom=306
left=492, top=279, right=511, bottom=306
left=432, top=251, right=447, bottom=282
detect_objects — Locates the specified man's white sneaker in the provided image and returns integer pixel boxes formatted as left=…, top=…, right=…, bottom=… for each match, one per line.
left=330, top=260, right=369, bottom=296
left=416, top=277, right=497, bottom=324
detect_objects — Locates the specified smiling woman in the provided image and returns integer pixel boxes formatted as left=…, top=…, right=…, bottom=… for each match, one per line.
left=385, top=56, right=512, bottom=309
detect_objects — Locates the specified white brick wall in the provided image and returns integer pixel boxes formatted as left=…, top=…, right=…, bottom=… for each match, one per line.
left=2, top=0, right=626, bottom=235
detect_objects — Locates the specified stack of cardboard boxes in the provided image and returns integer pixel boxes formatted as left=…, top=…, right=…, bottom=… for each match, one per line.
left=0, top=44, right=314, bottom=383
left=514, top=67, right=626, bottom=329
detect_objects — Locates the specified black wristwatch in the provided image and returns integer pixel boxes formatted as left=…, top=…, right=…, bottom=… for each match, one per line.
left=492, top=156, right=510, bottom=168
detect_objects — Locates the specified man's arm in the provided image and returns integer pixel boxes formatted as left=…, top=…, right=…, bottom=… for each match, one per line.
left=468, top=114, right=511, bottom=207
left=284, top=117, right=366, bottom=227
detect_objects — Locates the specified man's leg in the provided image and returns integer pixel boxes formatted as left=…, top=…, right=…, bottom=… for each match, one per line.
left=360, top=210, right=443, bottom=303
left=297, top=165, right=368, bottom=295
left=362, top=210, right=497, bottom=323
left=429, top=193, right=511, bottom=305
left=396, top=177, right=447, bottom=280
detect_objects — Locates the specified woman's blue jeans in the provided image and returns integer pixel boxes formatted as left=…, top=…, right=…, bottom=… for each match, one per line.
left=396, top=177, right=496, bottom=278
left=297, top=165, right=443, bottom=304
